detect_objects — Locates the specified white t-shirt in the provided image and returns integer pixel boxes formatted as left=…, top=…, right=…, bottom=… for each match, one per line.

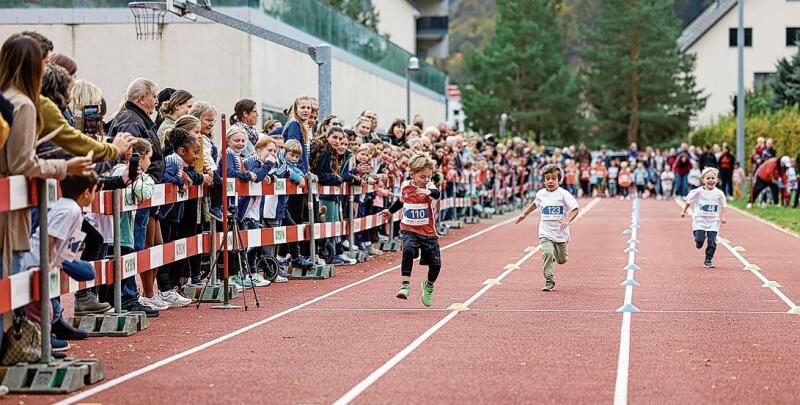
left=534, top=187, right=580, bottom=243
left=21, top=198, right=86, bottom=270
left=688, top=168, right=701, bottom=187
left=660, top=171, right=674, bottom=189
left=685, top=187, right=726, bottom=232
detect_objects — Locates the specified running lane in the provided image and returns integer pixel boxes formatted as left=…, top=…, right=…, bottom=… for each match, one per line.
left=55, top=211, right=545, bottom=404
left=627, top=199, right=800, bottom=404
left=342, top=197, right=622, bottom=404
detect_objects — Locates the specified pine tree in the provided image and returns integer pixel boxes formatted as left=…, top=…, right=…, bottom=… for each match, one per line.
left=461, top=0, right=579, bottom=143
left=581, top=0, right=705, bottom=147
left=771, top=47, right=800, bottom=110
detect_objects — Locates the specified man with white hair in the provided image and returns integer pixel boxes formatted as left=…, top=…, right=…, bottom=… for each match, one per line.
left=106, top=78, right=163, bottom=317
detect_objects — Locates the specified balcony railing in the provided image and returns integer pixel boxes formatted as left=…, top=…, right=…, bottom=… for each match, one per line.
left=416, top=16, right=448, bottom=40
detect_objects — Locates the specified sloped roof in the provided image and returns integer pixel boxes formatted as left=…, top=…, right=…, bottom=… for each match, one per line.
left=678, top=0, right=737, bottom=52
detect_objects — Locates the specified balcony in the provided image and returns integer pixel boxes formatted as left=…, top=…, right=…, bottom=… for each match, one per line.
left=416, top=16, right=447, bottom=41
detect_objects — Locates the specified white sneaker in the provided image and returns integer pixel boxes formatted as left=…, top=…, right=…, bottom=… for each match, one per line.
left=273, top=275, right=288, bottom=283
left=249, top=273, right=271, bottom=287
left=159, top=289, right=192, bottom=307
left=139, top=295, right=169, bottom=311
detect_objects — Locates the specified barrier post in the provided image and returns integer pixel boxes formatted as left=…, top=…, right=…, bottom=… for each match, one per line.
left=465, top=172, right=479, bottom=224
left=212, top=115, right=241, bottom=310
left=38, top=183, right=51, bottom=364
left=344, top=186, right=367, bottom=262
left=492, top=177, right=500, bottom=215
left=381, top=180, right=401, bottom=252
left=294, top=177, right=334, bottom=279
left=113, top=189, right=122, bottom=314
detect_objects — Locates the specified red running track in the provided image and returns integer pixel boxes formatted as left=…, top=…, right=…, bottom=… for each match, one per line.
left=10, top=197, right=800, bottom=404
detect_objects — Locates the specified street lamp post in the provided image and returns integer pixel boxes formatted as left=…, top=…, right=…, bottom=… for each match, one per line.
left=406, top=57, right=419, bottom=124
left=736, top=0, right=745, bottom=169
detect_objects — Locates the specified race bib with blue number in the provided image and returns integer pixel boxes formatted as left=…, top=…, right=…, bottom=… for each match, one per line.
left=698, top=201, right=719, bottom=217
left=402, top=203, right=430, bottom=226
left=541, top=205, right=564, bottom=221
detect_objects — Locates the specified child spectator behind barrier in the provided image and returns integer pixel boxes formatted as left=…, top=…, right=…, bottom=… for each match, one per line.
left=21, top=173, right=104, bottom=352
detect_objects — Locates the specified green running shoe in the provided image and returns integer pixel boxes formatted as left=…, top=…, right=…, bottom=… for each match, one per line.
left=396, top=284, right=411, bottom=299
left=421, top=281, right=434, bottom=307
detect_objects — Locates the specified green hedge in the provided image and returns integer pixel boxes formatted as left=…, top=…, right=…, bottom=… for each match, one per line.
left=690, top=107, right=800, bottom=170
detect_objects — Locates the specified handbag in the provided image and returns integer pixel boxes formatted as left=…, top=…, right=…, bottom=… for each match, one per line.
left=0, top=314, right=42, bottom=365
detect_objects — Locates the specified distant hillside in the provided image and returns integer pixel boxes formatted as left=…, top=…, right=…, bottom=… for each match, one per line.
left=448, top=0, right=715, bottom=84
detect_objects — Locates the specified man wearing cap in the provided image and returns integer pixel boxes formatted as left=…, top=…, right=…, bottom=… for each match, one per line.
left=748, top=155, right=792, bottom=208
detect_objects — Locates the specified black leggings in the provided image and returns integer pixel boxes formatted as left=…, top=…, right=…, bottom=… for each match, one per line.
left=750, top=178, right=779, bottom=205
left=400, top=232, right=442, bottom=283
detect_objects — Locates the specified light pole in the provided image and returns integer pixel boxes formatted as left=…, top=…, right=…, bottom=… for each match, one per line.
left=736, top=0, right=745, bottom=169
left=406, top=56, right=419, bottom=124
left=499, top=112, right=508, bottom=139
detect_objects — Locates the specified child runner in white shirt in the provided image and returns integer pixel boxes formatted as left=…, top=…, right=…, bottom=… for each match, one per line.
left=515, top=164, right=580, bottom=291
left=681, top=167, right=727, bottom=268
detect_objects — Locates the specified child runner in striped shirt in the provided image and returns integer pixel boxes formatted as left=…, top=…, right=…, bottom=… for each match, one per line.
left=380, top=155, right=441, bottom=306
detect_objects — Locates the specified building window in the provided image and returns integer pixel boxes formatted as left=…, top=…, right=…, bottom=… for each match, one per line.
left=754, top=72, right=775, bottom=87
left=787, top=28, right=800, bottom=46
left=729, top=28, right=752, bottom=47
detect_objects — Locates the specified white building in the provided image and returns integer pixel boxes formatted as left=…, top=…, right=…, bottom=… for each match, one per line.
left=679, top=0, right=800, bottom=125
left=0, top=0, right=448, bottom=137
left=446, top=85, right=466, bottom=132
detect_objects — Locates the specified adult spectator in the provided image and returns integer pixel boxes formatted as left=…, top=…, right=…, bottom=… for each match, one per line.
left=717, top=145, right=735, bottom=197
left=385, top=118, right=406, bottom=147
left=576, top=143, right=592, bottom=167
left=0, top=34, right=93, bottom=273
left=361, top=110, right=378, bottom=137
left=749, top=156, right=791, bottom=207
left=436, top=122, right=450, bottom=142
left=21, top=32, right=132, bottom=161
left=107, top=78, right=164, bottom=312
left=230, top=98, right=259, bottom=157
left=628, top=142, right=639, bottom=162
left=157, top=89, right=193, bottom=149
left=673, top=153, right=692, bottom=197
left=699, top=144, right=717, bottom=170
left=153, top=87, right=175, bottom=130
left=412, top=114, right=424, bottom=130
left=263, top=118, right=281, bottom=134
left=50, top=53, right=77, bottom=78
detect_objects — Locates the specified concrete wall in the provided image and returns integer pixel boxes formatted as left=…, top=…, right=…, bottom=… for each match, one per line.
left=372, top=0, right=418, bottom=55
left=0, top=11, right=445, bottom=140
left=688, top=0, right=800, bottom=125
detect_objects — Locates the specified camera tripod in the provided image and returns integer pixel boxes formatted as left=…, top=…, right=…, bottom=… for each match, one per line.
left=196, top=206, right=260, bottom=311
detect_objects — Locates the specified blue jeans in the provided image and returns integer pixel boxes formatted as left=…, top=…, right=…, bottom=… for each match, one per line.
left=674, top=174, right=689, bottom=197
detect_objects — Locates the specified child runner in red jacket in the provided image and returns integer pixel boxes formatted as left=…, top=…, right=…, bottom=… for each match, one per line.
left=381, top=155, right=441, bottom=306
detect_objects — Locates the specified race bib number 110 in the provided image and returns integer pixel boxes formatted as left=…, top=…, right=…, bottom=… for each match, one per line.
left=402, top=203, right=430, bottom=226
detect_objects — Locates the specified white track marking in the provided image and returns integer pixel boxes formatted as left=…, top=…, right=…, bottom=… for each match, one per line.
left=333, top=198, right=600, bottom=404
left=673, top=198, right=799, bottom=313
left=56, top=214, right=520, bottom=405
left=614, top=198, right=641, bottom=405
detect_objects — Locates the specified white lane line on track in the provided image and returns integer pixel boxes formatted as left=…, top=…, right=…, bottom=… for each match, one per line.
left=333, top=197, right=601, bottom=405
left=56, top=213, right=522, bottom=405
left=727, top=204, right=800, bottom=240
left=672, top=198, right=799, bottom=313
left=300, top=308, right=789, bottom=315
left=614, top=198, right=641, bottom=405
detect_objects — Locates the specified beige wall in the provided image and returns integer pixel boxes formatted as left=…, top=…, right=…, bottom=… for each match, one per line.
left=0, top=20, right=444, bottom=140
left=372, top=0, right=418, bottom=54
left=688, top=0, right=800, bottom=125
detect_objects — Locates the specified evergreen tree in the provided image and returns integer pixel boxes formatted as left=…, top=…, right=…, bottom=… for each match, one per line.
left=771, top=47, right=800, bottom=110
left=461, top=0, right=579, bottom=143
left=581, top=0, right=705, bottom=147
